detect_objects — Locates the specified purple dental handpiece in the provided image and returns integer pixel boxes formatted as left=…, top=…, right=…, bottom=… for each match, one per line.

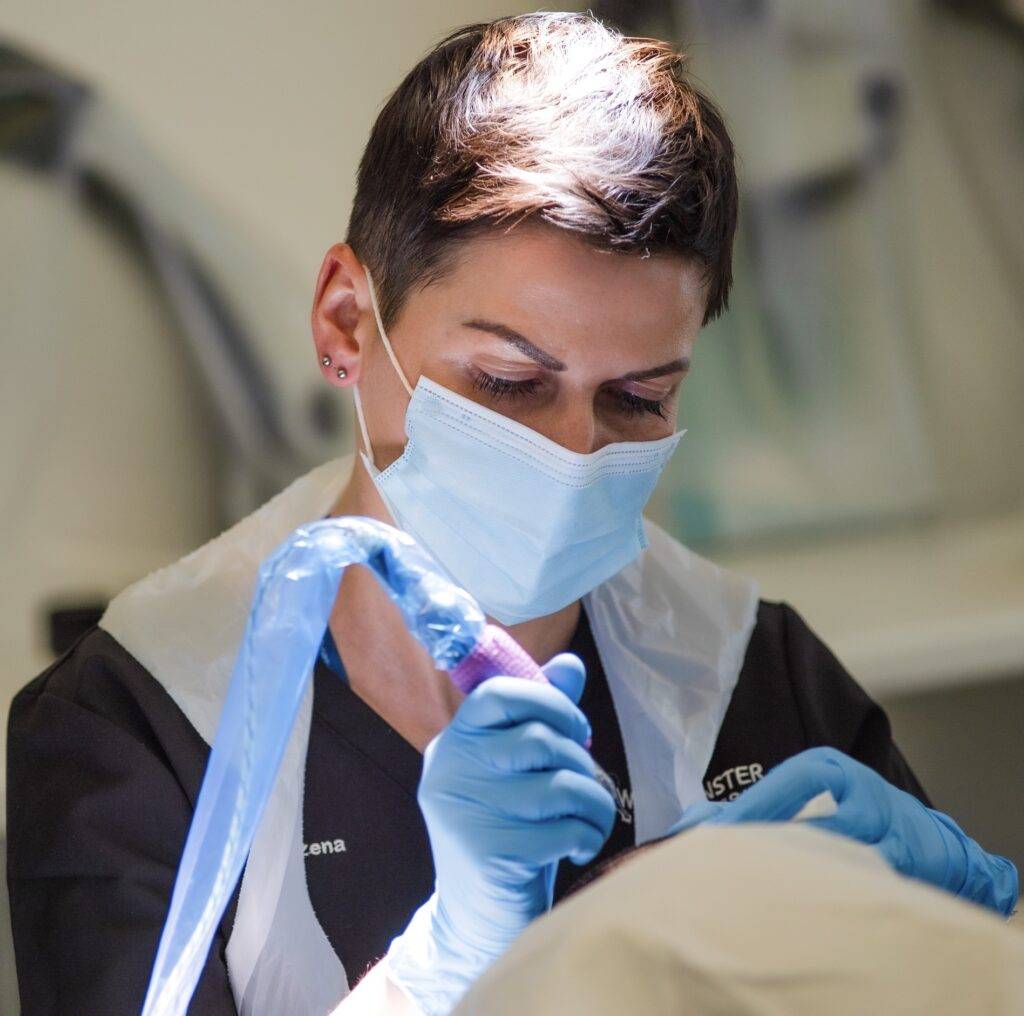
left=449, top=622, right=547, bottom=691
left=449, top=623, right=593, bottom=750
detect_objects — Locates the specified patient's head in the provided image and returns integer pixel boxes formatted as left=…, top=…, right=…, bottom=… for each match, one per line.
left=460, top=825, right=1024, bottom=1016
left=564, top=837, right=670, bottom=901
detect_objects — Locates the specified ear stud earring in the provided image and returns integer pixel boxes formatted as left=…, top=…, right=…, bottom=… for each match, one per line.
left=321, top=355, right=332, bottom=367
left=336, top=367, right=348, bottom=380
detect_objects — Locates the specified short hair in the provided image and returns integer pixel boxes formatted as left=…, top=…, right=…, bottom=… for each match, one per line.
left=562, top=837, right=669, bottom=901
left=346, top=11, right=738, bottom=331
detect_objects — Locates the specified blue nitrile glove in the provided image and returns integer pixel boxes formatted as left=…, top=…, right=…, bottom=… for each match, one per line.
left=386, top=653, right=616, bottom=1015
left=670, top=747, right=1018, bottom=917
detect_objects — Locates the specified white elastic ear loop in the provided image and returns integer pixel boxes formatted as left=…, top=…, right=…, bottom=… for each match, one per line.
left=353, top=268, right=415, bottom=472
left=365, top=269, right=414, bottom=396
left=351, top=384, right=376, bottom=471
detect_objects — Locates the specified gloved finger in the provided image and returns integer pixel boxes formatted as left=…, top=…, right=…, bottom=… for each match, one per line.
left=500, top=815, right=611, bottom=867
left=974, top=851, right=1020, bottom=917
left=469, top=721, right=597, bottom=778
left=666, top=800, right=724, bottom=836
left=540, top=653, right=586, bottom=705
left=491, top=770, right=616, bottom=841
left=805, top=771, right=892, bottom=847
left=709, top=749, right=850, bottom=825
left=454, top=675, right=591, bottom=747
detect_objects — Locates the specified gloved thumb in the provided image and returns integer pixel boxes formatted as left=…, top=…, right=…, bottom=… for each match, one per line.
left=541, top=652, right=586, bottom=705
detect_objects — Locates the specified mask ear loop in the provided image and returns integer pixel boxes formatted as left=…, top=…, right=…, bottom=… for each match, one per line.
left=353, top=268, right=415, bottom=471
left=365, top=269, right=415, bottom=397
left=350, top=384, right=376, bottom=470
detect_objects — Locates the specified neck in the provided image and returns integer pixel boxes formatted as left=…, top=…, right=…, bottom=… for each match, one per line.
left=325, top=459, right=580, bottom=749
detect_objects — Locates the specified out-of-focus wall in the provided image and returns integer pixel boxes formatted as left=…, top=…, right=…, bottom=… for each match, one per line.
left=2, top=0, right=573, bottom=281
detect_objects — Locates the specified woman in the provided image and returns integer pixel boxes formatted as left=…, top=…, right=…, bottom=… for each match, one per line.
left=7, top=12, right=1015, bottom=1016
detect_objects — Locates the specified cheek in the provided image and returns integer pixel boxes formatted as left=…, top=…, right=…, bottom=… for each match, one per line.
left=605, top=414, right=677, bottom=445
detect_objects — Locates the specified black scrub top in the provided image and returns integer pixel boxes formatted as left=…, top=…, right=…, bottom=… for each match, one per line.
left=6, top=600, right=928, bottom=1014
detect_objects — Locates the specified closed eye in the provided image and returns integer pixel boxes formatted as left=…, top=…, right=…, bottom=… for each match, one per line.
left=472, top=367, right=672, bottom=418
left=612, top=389, right=667, bottom=419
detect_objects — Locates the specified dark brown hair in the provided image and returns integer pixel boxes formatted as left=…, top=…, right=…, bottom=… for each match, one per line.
left=346, top=11, right=737, bottom=331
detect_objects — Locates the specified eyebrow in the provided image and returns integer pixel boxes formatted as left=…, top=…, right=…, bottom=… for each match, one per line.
left=463, top=318, right=567, bottom=371
left=463, top=318, right=690, bottom=381
left=620, top=358, right=690, bottom=382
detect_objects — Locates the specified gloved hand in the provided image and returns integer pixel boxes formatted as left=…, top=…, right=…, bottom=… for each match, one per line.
left=386, top=654, right=616, bottom=1015
left=670, top=747, right=1018, bottom=917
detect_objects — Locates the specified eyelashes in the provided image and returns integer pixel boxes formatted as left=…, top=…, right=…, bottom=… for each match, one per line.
left=471, top=368, right=668, bottom=419
left=614, top=389, right=668, bottom=420
left=471, top=369, right=543, bottom=401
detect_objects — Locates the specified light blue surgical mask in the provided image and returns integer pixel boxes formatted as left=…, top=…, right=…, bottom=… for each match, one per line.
left=352, top=270, right=684, bottom=625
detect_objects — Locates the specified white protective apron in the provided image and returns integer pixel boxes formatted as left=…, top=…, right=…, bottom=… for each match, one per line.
left=101, top=455, right=758, bottom=1014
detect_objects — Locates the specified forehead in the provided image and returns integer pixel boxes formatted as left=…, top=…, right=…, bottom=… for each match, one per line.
left=417, top=223, right=707, bottom=365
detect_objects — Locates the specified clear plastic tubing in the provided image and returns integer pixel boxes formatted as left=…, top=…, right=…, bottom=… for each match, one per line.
left=141, top=516, right=550, bottom=1016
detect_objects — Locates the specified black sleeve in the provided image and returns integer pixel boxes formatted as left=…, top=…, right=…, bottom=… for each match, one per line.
left=779, top=602, right=931, bottom=806
left=6, top=631, right=237, bottom=1015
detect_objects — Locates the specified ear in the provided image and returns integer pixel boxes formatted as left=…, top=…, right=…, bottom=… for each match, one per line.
left=311, top=243, right=371, bottom=388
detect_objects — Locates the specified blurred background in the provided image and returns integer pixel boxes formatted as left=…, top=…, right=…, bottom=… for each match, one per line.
left=1, top=0, right=1022, bottom=1008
